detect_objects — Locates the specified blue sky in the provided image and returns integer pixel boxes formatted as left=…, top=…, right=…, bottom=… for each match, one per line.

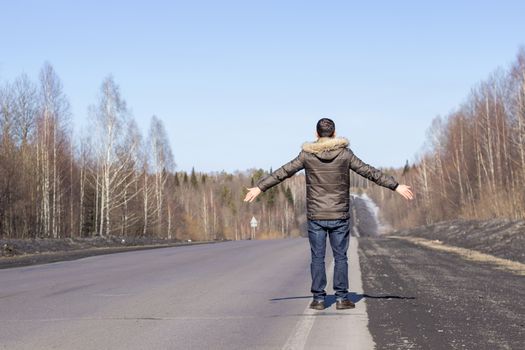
left=1, top=1, right=524, bottom=172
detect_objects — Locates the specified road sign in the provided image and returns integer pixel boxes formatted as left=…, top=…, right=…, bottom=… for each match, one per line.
left=250, top=216, right=258, bottom=228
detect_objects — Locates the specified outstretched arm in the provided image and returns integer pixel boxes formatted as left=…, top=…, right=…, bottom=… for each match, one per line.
left=244, top=152, right=304, bottom=203
left=348, top=150, right=414, bottom=200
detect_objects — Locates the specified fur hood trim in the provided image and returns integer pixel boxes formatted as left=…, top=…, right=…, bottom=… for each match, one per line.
left=302, top=137, right=349, bottom=154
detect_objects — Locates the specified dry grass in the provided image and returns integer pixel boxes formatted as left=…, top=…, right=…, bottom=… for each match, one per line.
left=390, top=235, right=525, bottom=276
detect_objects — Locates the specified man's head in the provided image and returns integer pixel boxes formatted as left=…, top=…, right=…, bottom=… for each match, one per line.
left=316, top=118, right=336, bottom=138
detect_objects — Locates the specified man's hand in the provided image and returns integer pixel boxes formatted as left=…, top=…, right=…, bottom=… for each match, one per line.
left=244, top=187, right=262, bottom=203
left=396, top=184, right=414, bottom=200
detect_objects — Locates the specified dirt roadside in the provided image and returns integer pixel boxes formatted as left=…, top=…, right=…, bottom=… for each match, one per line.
left=359, top=236, right=525, bottom=350
left=0, top=238, right=219, bottom=269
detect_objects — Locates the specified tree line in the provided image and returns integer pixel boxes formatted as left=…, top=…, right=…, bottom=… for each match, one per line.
left=4, top=49, right=523, bottom=239
left=365, top=49, right=525, bottom=229
left=0, top=63, right=305, bottom=240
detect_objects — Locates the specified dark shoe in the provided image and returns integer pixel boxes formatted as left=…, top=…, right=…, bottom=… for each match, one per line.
left=309, top=300, right=325, bottom=310
left=336, top=299, right=355, bottom=310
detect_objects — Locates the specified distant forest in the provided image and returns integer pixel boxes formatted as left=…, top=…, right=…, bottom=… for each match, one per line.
left=0, top=64, right=308, bottom=240
left=1, top=49, right=524, bottom=240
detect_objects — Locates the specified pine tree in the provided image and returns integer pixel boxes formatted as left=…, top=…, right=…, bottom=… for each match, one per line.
left=284, top=186, right=294, bottom=206
left=190, top=167, right=198, bottom=187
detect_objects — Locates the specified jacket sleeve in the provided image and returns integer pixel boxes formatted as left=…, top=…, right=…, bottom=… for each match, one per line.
left=257, top=152, right=305, bottom=192
left=348, top=149, right=399, bottom=191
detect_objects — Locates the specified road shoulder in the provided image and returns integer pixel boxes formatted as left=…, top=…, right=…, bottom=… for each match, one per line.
left=0, top=241, right=217, bottom=269
left=359, top=236, right=525, bottom=350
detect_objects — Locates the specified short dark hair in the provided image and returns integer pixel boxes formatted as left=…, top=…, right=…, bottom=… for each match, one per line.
left=316, top=118, right=335, bottom=137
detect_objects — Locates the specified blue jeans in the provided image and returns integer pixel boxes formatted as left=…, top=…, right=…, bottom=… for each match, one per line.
left=308, top=219, right=350, bottom=301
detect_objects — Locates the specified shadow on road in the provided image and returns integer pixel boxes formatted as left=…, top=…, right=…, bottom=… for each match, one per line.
left=270, top=292, right=416, bottom=306
left=360, top=293, right=416, bottom=300
left=269, top=296, right=312, bottom=301
left=269, top=295, right=340, bottom=308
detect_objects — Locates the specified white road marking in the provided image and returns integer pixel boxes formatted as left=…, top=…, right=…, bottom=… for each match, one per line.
left=282, top=238, right=375, bottom=350
left=281, top=260, right=334, bottom=350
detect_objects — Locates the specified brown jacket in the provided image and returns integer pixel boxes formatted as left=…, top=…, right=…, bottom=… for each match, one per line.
left=256, top=137, right=399, bottom=220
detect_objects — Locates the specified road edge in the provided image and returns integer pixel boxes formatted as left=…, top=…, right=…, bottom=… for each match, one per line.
left=0, top=241, right=220, bottom=270
left=348, top=237, right=376, bottom=350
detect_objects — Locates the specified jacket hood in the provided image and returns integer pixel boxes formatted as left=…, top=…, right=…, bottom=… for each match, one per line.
left=302, top=137, right=349, bottom=161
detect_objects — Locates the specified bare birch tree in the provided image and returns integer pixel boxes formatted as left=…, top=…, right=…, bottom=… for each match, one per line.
left=90, top=76, right=140, bottom=237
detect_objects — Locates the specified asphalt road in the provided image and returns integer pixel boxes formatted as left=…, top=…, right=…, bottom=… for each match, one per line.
left=0, top=237, right=372, bottom=350
left=1, top=236, right=523, bottom=349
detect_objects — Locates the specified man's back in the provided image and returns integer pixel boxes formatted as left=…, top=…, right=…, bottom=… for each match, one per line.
left=301, top=137, right=352, bottom=220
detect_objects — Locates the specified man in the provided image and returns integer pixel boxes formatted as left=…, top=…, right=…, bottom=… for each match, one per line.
left=244, top=118, right=414, bottom=310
